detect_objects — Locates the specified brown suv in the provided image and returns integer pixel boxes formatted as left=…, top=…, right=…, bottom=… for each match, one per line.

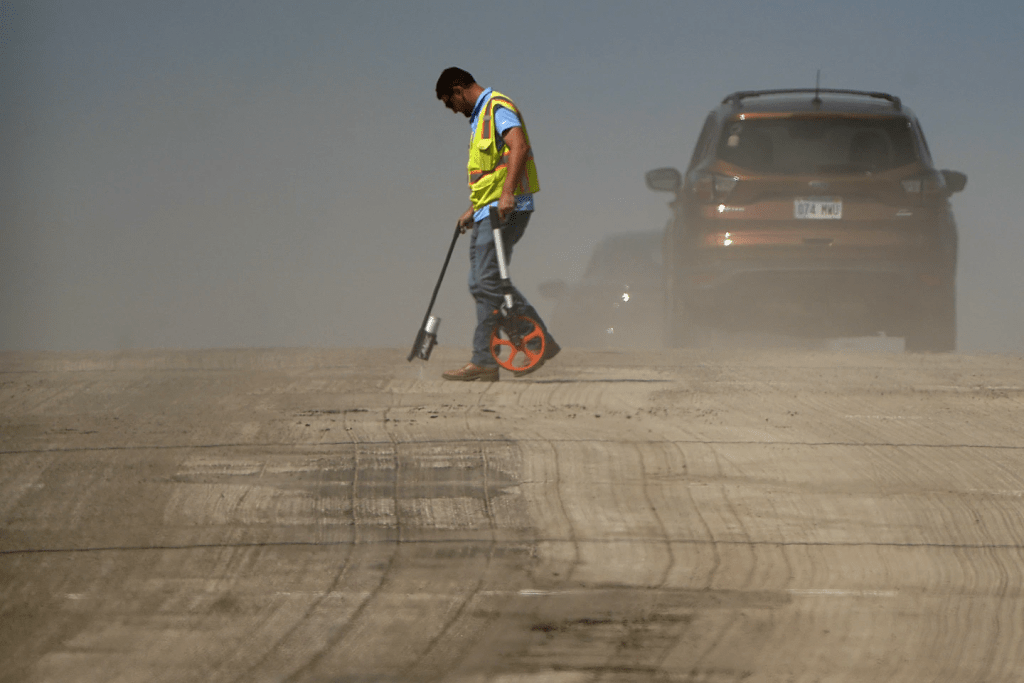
left=646, top=89, right=966, bottom=351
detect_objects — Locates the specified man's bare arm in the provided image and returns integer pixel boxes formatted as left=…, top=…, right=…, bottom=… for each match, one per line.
left=498, top=126, right=529, bottom=219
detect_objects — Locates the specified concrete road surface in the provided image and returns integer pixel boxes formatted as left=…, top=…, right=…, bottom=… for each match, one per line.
left=2, top=346, right=1023, bottom=682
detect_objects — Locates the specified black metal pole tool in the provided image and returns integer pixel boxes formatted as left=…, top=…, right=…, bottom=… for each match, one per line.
left=408, top=223, right=462, bottom=362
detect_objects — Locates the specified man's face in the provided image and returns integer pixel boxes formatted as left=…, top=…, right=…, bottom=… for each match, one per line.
left=441, top=86, right=473, bottom=118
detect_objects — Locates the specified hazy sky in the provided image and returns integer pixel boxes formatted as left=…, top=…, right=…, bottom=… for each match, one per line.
left=2, top=0, right=1023, bottom=352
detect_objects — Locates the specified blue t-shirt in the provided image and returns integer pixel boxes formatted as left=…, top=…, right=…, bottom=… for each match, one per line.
left=470, top=88, right=535, bottom=222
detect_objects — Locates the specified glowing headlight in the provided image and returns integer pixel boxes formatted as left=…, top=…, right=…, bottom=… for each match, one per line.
left=622, top=292, right=630, bottom=302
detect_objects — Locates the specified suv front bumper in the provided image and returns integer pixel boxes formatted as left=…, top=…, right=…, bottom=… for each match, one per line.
left=679, top=260, right=953, bottom=337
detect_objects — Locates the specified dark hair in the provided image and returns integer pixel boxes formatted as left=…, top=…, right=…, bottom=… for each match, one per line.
left=435, top=67, right=476, bottom=100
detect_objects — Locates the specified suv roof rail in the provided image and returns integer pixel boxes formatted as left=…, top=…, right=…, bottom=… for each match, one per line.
left=723, top=89, right=902, bottom=110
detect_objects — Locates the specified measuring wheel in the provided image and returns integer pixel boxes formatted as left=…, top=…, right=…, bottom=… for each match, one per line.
left=489, top=314, right=546, bottom=373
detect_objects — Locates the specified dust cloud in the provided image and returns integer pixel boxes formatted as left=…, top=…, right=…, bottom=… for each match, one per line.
left=1, top=3, right=1022, bottom=355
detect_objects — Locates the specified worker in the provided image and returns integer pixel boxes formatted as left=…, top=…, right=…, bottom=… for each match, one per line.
left=435, top=67, right=559, bottom=381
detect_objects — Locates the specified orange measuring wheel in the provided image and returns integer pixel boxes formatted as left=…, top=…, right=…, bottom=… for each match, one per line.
left=490, top=315, right=546, bottom=372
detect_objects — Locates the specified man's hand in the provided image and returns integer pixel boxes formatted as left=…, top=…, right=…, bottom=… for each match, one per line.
left=497, top=189, right=516, bottom=220
left=457, top=206, right=474, bottom=234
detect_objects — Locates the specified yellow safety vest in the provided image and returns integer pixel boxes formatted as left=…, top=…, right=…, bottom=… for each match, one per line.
left=467, top=91, right=540, bottom=210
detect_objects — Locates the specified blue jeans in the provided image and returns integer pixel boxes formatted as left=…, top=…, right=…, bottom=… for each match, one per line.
left=468, top=210, right=553, bottom=367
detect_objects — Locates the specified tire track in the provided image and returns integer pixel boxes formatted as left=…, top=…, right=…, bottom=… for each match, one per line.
left=280, top=434, right=404, bottom=682
left=405, top=449, right=499, bottom=682
left=553, top=443, right=582, bottom=584
left=677, top=442, right=720, bottom=589
left=586, top=443, right=678, bottom=682
left=643, top=441, right=723, bottom=678
left=636, top=444, right=675, bottom=590
left=222, top=451, right=361, bottom=683
left=681, top=443, right=762, bottom=676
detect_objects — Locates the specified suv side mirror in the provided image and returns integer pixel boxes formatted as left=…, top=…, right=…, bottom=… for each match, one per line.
left=645, top=167, right=682, bottom=193
left=941, top=170, right=967, bottom=194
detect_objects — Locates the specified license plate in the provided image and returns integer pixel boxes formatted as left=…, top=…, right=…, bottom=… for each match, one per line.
left=795, top=197, right=842, bottom=219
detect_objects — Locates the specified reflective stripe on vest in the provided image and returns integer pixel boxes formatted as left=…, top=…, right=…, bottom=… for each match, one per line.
left=481, top=100, right=493, bottom=140
left=468, top=149, right=536, bottom=184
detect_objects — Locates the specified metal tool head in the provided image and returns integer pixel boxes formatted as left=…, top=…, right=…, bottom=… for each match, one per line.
left=410, top=316, right=441, bottom=361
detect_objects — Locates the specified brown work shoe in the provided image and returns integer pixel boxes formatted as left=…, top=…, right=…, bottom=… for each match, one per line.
left=442, top=362, right=499, bottom=382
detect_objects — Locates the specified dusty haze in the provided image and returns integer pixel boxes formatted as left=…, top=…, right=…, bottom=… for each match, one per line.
left=2, top=1, right=1022, bottom=353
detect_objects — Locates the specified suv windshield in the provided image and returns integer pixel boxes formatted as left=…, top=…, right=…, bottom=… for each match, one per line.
left=715, top=115, right=918, bottom=174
